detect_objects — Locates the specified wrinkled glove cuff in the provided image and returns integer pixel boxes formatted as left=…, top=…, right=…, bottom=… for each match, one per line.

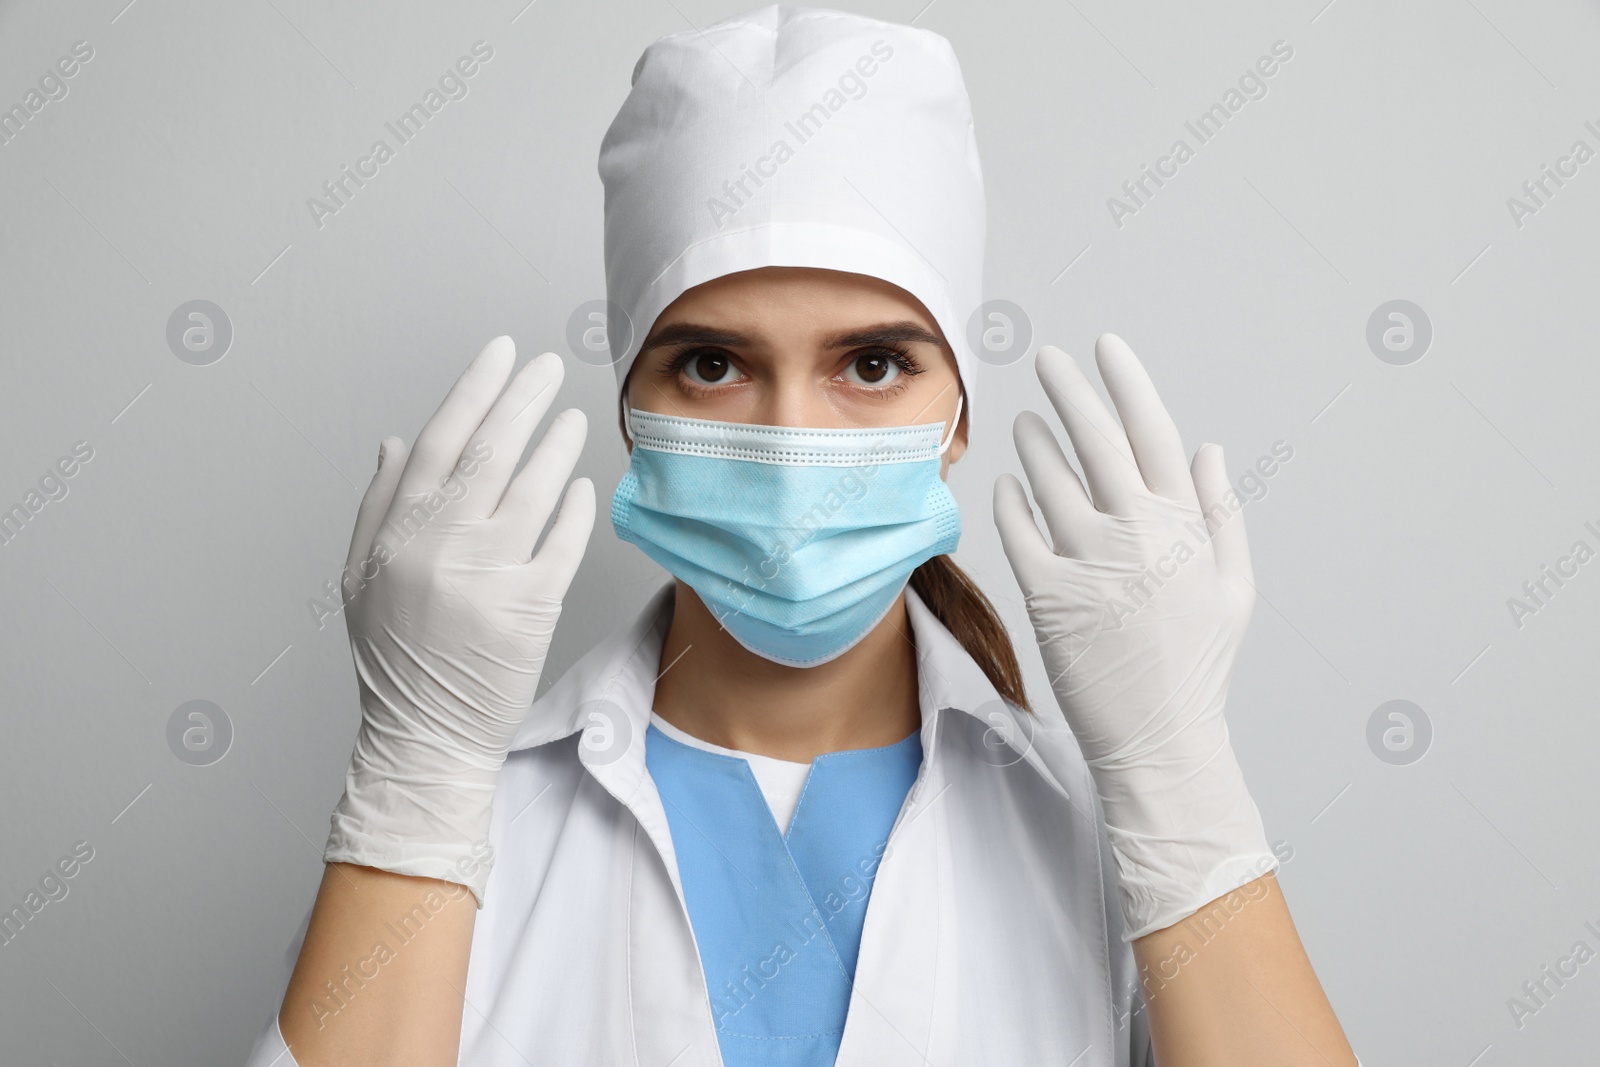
left=1103, top=779, right=1279, bottom=941
left=323, top=816, right=496, bottom=908
left=323, top=767, right=499, bottom=907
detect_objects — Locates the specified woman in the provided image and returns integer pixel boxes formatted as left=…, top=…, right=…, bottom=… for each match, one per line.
left=247, top=7, right=1361, bottom=1065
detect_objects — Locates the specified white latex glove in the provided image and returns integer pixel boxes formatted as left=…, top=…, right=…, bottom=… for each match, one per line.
left=323, top=336, right=595, bottom=906
left=994, top=334, right=1276, bottom=941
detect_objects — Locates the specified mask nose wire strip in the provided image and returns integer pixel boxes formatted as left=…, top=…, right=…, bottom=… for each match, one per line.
left=624, top=392, right=964, bottom=457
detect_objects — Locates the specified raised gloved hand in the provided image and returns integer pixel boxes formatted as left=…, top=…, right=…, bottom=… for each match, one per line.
left=993, top=334, right=1276, bottom=941
left=323, top=336, right=595, bottom=906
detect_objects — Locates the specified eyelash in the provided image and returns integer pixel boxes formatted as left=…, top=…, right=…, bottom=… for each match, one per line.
left=659, top=344, right=926, bottom=398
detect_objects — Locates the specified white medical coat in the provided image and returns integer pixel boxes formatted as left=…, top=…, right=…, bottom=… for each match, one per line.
left=245, top=581, right=1155, bottom=1066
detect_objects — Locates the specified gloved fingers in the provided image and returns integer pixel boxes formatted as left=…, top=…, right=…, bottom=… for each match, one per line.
left=492, top=407, right=589, bottom=561
left=1192, top=443, right=1255, bottom=590
left=525, top=477, right=596, bottom=597
left=1034, top=345, right=1144, bottom=517
left=1013, top=410, right=1096, bottom=558
left=396, top=335, right=517, bottom=499
left=993, top=473, right=1060, bottom=579
left=459, top=351, right=566, bottom=519
left=345, top=435, right=411, bottom=579
left=1095, top=334, right=1201, bottom=509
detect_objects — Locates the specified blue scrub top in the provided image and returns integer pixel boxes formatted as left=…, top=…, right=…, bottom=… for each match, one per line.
left=645, top=722, right=924, bottom=1067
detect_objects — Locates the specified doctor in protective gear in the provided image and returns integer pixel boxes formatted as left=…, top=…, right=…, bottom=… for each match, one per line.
left=246, top=5, right=1362, bottom=1066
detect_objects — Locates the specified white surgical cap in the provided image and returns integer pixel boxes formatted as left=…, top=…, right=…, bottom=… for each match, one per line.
left=598, top=3, right=986, bottom=416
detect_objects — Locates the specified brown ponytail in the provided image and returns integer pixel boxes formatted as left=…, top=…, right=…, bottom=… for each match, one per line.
left=909, top=554, right=1033, bottom=714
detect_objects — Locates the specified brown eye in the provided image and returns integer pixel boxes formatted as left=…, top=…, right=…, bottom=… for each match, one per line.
left=681, top=350, right=741, bottom=386
left=842, top=350, right=903, bottom=387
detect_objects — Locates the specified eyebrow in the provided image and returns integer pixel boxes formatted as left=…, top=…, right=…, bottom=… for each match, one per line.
left=638, top=320, right=945, bottom=353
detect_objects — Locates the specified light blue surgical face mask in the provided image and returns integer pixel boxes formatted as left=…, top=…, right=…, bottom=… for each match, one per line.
left=611, top=398, right=964, bottom=668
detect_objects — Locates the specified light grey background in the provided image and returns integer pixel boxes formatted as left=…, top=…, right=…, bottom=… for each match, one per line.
left=2, top=0, right=1596, bottom=1062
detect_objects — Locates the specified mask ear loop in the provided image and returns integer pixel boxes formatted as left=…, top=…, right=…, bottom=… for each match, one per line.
left=936, top=392, right=965, bottom=456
